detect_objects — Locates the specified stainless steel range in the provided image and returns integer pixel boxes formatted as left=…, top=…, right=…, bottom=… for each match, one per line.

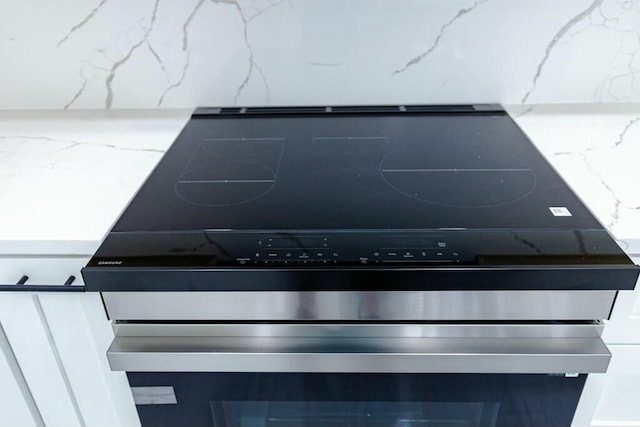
left=83, top=105, right=638, bottom=427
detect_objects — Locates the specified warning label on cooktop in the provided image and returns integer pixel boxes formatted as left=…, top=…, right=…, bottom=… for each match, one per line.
left=549, top=207, right=572, bottom=216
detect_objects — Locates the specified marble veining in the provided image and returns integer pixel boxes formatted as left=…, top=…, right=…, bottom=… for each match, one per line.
left=1, top=0, right=639, bottom=108
left=552, top=115, right=640, bottom=230
left=231, top=0, right=286, bottom=105
left=0, top=109, right=192, bottom=242
left=60, top=0, right=290, bottom=109
left=106, top=0, right=159, bottom=109
left=60, top=0, right=163, bottom=109
left=56, top=0, right=110, bottom=48
left=392, top=0, right=489, bottom=76
left=520, top=0, right=604, bottom=103
left=591, top=1, right=640, bottom=101
left=507, top=104, right=640, bottom=244
left=0, top=131, right=165, bottom=242
left=157, top=52, right=191, bottom=107
left=0, top=135, right=164, bottom=154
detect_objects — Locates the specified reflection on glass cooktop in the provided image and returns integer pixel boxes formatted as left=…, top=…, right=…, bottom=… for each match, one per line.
left=113, top=112, right=599, bottom=232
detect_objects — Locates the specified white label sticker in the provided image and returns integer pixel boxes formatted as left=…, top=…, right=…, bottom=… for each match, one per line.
left=549, top=207, right=572, bottom=217
left=131, top=386, right=177, bottom=405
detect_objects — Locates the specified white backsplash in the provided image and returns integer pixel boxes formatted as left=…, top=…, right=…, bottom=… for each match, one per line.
left=1, top=0, right=639, bottom=109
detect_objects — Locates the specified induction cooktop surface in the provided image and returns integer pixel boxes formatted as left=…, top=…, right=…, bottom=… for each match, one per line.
left=114, top=107, right=594, bottom=231
left=83, top=105, right=639, bottom=292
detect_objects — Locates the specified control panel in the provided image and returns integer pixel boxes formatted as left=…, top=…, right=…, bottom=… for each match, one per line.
left=235, top=233, right=462, bottom=266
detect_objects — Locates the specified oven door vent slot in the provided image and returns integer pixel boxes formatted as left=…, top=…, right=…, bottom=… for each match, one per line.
left=218, top=107, right=242, bottom=114
left=331, top=105, right=401, bottom=113
left=243, top=106, right=328, bottom=114
left=404, top=105, right=477, bottom=113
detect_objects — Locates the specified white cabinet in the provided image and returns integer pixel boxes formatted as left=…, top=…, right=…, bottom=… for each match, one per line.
left=0, top=255, right=139, bottom=427
left=0, top=321, right=42, bottom=427
left=572, top=374, right=607, bottom=427
left=37, top=292, right=140, bottom=427
left=576, top=348, right=640, bottom=427
left=0, top=292, right=82, bottom=427
left=590, top=282, right=640, bottom=427
left=591, top=374, right=640, bottom=426
left=575, top=255, right=640, bottom=427
left=602, top=288, right=640, bottom=344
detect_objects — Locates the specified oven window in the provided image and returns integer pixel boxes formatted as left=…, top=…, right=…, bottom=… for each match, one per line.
left=130, top=373, right=586, bottom=427
left=212, top=401, right=500, bottom=427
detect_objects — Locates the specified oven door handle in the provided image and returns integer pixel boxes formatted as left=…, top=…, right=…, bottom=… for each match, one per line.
left=107, top=335, right=611, bottom=373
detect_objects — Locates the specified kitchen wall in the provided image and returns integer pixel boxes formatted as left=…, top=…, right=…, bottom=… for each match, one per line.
left=2, top=0, right=639, bottom=109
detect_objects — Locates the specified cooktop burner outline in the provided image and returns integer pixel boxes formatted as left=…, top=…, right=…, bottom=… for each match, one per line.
left=178, top=179, right=276, bottom=183
left=378, top=143, right=538, bottom=208
left=313, top=136, right=388, bottom=153
left=174, top=137, right=285, bottom=207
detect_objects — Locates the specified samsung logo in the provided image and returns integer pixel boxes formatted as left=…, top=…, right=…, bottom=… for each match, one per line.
left=98, top=260, right=123, bottom=265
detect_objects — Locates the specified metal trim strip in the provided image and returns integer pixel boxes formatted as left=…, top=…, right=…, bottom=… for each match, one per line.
left=102, top=290, right=617, bottom=321
left=107, top=335, right=611, bottom=374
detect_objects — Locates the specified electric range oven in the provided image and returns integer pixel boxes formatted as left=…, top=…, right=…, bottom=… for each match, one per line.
left=83, top=105, right=639, bottom=427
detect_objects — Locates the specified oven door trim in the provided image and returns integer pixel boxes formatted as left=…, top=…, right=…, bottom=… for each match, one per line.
left=107, top=322, right=611, bottom=374
left=101, top=290, right=617, bottom=321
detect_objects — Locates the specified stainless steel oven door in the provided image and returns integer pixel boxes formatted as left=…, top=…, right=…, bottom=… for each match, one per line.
left=108, top=323, right=608, bottom=427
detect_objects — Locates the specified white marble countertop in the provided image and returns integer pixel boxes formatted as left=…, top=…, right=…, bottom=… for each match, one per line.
left=509, top=104, right=640, bottom=256
left=0, top=104, right=639, bottom=257
left=0, top=109, right=191, bottom=255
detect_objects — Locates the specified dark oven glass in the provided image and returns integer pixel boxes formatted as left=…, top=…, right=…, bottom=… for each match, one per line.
left=128, top=373, right=586, bottom=427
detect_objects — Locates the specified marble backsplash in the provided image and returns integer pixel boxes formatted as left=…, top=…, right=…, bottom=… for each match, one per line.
left=1, top=0, right=639, bottom=109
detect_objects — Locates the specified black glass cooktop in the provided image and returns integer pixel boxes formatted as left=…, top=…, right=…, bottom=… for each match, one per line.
left=83, top=106, right=639, bottom=292
left=115, top=109, right=593, bottom=231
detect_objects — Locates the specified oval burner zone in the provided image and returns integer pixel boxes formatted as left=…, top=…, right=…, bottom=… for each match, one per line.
left=175, top=160, right=276, bottom=207
left=380, top=149, right=537, bottom=208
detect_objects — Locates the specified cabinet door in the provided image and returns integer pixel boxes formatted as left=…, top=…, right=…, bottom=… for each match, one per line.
left=571, top=373, right=606, bottom=427
left=0, top=322, right=42, bottom=427
left=584, top=345, right=640, bottom=427
left=590, top=374, right=640, bottom=427
left=576, top=255, right=640, bottom=426
left=38, top=292, right=140, bottom=427
left=0, top=293, right=82, bottom=427
left=1, top=252, right=140, bottom=427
